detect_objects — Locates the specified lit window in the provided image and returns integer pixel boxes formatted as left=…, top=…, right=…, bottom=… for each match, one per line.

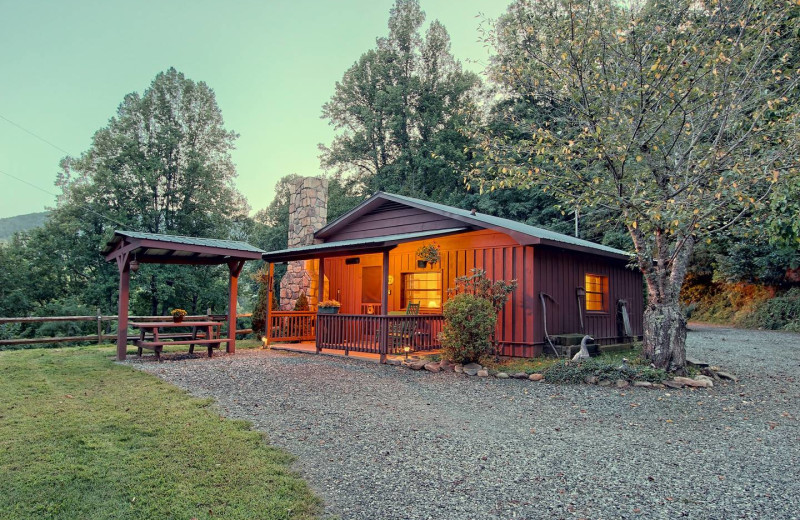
left=585, top=274, right=608, bottom=312
left=402, top=272, right=442, bottom=310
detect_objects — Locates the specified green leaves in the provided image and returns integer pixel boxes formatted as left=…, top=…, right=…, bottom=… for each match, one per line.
left=320, top=0, right=480, bottom=198
left=472, top=0, right=799, bottom=302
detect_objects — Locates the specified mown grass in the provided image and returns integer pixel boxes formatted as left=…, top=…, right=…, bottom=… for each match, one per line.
left=0, top=345, right=321, bottom=520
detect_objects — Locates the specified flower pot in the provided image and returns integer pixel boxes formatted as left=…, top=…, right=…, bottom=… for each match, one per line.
left=417, top=260, right=428, bottom=269
left=172, top=315, right=184, bottom=323
left=318, top=306, right=340, bottom=315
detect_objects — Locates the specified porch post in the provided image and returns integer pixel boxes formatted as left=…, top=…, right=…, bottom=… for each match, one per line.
left=265, top=262, right=274, bottom=347
left=227, top=260, right=245, bottom=354
left=316, top=257, right=324, bottom=354
left=318, top=257, right=325, bottom=304
left=379, top=249, right=390, bottom=363
left=115, top=252, right=130, bottom=361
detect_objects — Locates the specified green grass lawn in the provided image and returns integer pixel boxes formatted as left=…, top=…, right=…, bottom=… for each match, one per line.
left=0, top=345, right=321, bottom=520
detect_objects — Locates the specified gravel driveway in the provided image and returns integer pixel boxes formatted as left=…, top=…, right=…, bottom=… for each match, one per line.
left=132, top=326, right=799, bottom=520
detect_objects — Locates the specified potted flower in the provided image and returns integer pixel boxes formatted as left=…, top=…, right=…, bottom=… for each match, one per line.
left=416, top=242, right=441, bottom=268
left=317, top=300, right=341, bottom=314
left=170, top=308, right=187, bottom=323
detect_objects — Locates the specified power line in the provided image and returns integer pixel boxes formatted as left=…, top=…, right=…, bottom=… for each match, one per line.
left=0, top=113, right=73, bottom=156
left=0, top=168, right=131, bottom=229
left=0, top=114, right=135, bottom=231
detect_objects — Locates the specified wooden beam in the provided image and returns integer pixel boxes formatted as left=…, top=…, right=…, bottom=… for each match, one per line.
left=380, top=249, right=390, bottom=363
left=265, top=262, right=274, bottom=346
left=318, top=258, right=325, bottom=304
left=226, top=260, right=245, bottom=353
left=116, top=251, right=130, bottom=361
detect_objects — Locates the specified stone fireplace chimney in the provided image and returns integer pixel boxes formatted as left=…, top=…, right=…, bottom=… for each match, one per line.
left=279, top=176, right=328, bottom=310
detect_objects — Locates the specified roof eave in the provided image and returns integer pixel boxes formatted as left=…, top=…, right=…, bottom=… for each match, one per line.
left=536, top=239, right=633, bottom=261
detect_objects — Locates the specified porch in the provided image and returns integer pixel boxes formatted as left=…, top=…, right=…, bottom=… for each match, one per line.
left=265, top=311, right=444, bottom=363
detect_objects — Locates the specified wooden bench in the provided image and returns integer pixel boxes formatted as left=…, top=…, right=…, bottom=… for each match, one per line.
left=136, top=338, right=232, bottom=359
left=130, top=321, right=226, bottom=360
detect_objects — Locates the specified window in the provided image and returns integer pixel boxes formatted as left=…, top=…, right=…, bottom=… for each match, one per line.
left=585, top=274, right=608, bottom=312
left=402, top=272, right=442, bottom=310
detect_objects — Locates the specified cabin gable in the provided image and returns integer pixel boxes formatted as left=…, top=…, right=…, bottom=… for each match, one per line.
left=321, top=200, right=470, bottom=243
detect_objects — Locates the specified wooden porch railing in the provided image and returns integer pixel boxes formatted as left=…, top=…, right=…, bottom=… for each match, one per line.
left=268, top=311, right=317, bottom=342
left=316, top=314, right=444, bottom=362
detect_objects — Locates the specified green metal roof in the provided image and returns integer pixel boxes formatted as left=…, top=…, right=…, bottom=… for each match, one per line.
left=262, top=227, right=468, bottom=262
left=104, top=230, right=265, bottom=255
left=374, top=193, right=632, bottom=258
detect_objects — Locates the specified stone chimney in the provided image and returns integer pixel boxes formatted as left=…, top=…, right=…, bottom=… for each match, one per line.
left=279, top=176, right=328, bottom=310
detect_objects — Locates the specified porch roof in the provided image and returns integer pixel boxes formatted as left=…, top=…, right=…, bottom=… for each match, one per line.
left=261, top=227, right=468, bottom=263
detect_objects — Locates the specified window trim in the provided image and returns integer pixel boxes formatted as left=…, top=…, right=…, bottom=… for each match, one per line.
left=584, top=273, right=609, bottom=314
left=401, top=270, right=443, bottom=311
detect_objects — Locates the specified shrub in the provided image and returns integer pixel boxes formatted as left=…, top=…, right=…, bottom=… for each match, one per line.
left=741, top=287, right=800, bottom=331
left=439, top=293, right=496, bottom=364
left=294, top=291, right=309, bottom=311
left=543, top=357, right=668, bottom=384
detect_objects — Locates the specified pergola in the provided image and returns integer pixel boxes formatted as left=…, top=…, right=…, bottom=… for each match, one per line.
left=103, top=230, right=265, bottom=361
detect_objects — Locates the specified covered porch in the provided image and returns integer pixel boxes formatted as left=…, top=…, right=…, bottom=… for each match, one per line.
left=261, top=228, right=464, bottom=363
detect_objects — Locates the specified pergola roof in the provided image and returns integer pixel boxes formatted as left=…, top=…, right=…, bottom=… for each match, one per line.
left=103, top=230, right=265, bottom=265
left=262, top=227, right=468, bottom=263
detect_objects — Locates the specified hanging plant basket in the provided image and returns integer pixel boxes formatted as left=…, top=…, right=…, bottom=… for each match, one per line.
left=416, top=243, right=441, bottom=267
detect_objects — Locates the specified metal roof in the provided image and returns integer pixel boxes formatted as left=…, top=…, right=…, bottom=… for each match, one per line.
left=315, top=192, right=632, bottom=260
left=262, top=227, right=468, bottom=263
left=387, top=193, right=631, bottom=257
left=103, top=230, right=265, bottom=265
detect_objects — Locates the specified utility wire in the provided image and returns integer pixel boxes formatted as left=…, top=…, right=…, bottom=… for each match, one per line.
left=0, top=113, right=73, bottom=156
left=0, top=113, right=136, bottom=230
left=0, top=168, right=131, bottom=230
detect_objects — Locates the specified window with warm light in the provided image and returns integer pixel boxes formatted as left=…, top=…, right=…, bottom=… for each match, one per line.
left=402, top=272, right=442, bottom=310
left=585, top=274, right=608, bottom=312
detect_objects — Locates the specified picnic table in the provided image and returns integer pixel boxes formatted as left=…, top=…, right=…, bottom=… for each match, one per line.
left=130, top=321, right=229, bottom=360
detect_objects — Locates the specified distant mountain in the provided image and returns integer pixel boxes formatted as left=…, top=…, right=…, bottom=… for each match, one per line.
left=0, top=211, right=49, bottom=242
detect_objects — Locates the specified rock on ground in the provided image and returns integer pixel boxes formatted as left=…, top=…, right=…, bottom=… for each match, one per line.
left=130, top=325, right=800, bottom=520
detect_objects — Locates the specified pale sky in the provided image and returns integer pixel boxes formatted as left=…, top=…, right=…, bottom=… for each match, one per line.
left=0, top=0, right=508, bottom=219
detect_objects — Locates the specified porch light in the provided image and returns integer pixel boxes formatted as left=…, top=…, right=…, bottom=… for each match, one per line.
left=129, top=258, right=140, bottom=273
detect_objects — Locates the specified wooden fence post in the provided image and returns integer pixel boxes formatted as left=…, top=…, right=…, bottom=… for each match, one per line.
left=96, top=307, right=102, bottom=345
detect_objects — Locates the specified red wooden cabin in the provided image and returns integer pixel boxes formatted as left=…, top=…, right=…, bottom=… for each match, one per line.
left=262, top=191, right=643, bottom=361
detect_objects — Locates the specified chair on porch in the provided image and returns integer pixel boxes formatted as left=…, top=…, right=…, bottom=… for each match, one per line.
left=386, top=302, right=420, bottom=352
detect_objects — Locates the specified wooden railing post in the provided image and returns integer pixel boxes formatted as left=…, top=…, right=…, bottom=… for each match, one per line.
left=315, top=314, right=322, bottom=354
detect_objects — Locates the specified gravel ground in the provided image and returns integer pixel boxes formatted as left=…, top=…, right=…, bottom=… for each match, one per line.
left=130, top=325, right=800, bottom=520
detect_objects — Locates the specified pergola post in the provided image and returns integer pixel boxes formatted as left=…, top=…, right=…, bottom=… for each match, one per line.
left=379, top=249, right=390, bottom=363
left=227, top=260, right=245, bottom=354
left=115, top=252, right=131, bottom=361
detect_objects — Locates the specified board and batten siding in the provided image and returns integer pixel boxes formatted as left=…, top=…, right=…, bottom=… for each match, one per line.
left=532, top=246, right=644, bottom=347
left=322, top=229, right=541, bottom=356
left=320, top=229, right=643, bottom=357
left=323, top=204, right=465, bottom=242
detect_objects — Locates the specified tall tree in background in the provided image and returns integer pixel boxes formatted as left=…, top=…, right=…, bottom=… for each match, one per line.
left=320, top=0, right=480, bottom=199
left=48, top=68, right=248, bottom=315
left=470, top=0, right=799, bottom=371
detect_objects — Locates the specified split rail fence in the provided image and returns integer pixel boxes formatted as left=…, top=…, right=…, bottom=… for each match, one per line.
left=0, top=310, right=253, bottom=348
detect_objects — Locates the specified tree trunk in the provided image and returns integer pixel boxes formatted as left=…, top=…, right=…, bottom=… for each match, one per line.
left=642, top=302, right=687, bottom=374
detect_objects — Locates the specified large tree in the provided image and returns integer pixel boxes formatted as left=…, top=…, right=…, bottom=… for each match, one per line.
left=470, top=0, right=799, bottom=371
left=320, top=0, right=480, bottom=199
left=49, top=68, right=249, bottom=316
